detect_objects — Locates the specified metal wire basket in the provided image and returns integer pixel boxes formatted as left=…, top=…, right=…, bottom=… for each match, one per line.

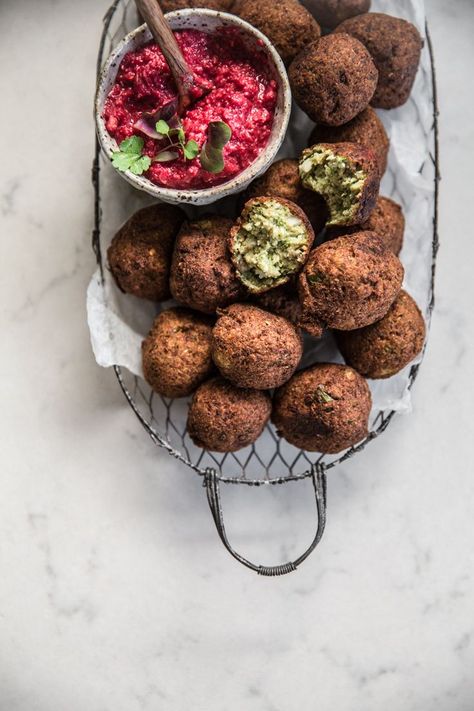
left=92, top=0, right=440, bottom=576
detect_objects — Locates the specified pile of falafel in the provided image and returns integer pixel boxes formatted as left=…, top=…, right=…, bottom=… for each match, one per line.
left=108, top=0, right=426, bottom=455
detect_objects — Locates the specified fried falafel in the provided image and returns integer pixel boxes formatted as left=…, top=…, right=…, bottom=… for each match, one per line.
left=304, top=0, right=371, bottom=29
left=237, top=0, right=321, bottom=66
left=187, top=377, right=271, bottom=452
left=326, top=195, right=405, bottom=254
left=142, top=308, right=214, bottom=398
left=299, top=142, right=380, bottom=227
left=298, top=230, right=404, bottom=336
left=335, top=290, right=425, bottom=378
left=272, top=363, right=372, bottom=453
left=289, top=33, right=378, bottom=126
left=170, top=215, right=244, bottom=314
left=334, top=13, right=423, bottom=109
left=254, top=283, right=301, bottom=325
left=242, top=159, right=328, bottom=235
left=159, top=0, right=234, bottom=12
left=212, top=304, right=303, bottom=389
left=107, top=204, right=185, bottom=302
left=308, top=106, right=389, bottom=176
left=229, top=197, right=315, bottom=294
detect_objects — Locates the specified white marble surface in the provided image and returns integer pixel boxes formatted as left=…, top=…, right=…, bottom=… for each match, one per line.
left=1, top=1, right=473, bottom=709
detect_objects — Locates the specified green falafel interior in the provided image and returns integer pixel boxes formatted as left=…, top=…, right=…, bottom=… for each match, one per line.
left=299, top=146, right=366, bottom=226
left=232, top=199, right=310, bottom=293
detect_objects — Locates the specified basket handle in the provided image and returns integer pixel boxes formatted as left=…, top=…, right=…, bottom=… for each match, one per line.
left=203, top=464, right=327, bottom=576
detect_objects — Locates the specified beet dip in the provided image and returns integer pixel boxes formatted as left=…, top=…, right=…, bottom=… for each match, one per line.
left=103, top=28, right=278, bottom=190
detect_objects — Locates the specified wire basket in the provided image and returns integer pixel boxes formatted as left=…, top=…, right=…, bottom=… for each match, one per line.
left=92, top=0, right=440, bottom=575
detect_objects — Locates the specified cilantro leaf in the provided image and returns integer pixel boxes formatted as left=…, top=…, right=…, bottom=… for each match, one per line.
left=111, top=136, right=151, bottom=175
left=119, top=135, right=144, bottom=155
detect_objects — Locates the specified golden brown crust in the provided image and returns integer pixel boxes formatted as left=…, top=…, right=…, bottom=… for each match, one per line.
left=142, top=308, right=214, bottom=398
left=159, top=0, right=234, bottom=11
left=237, top=0, right=321, bottom=66
left=298, top=230, right=404, bottom=332
left=170, top=215, right=244, bottom=314
left=229, top=196, right=315, bottom=294
left=212, top=303, right=303, bottom=389
left=308, top=106, right=389, bottom=176
left=254, top=283, right=301, bottom=325
left=242, top=159, right=328, bottom=235
left=309, top=0, right=371, bottom=29
left=187, top=377, right=271, bottom=452
left=272, top=363, right=372, bottom=453
left=289, top=33, right=378, bottom=126
left=335, top=290, right=425, bottom=378
left=107, top=204, right=186, bottom=302
left=326, top=196, right=405, bottom=254
left=334, top=13, right=422, bottom=109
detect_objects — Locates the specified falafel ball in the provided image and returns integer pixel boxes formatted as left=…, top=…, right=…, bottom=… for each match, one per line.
left=187, top=377, right=271, bottom=452
left=308, top=106, right=389, bottom=176
left=170, top=215, right=244, bottom=314
left=237, top=0, right=321, bottom=66
left=298, top=230, right=404, bottom=336
left=107, top=204, right=185, bottom=302
left=299, top=142, right=380, bottom=227
left=212, top=304, right=303, bottom=389
left=229, top=197, right=315, bottom=294
left=254, top=283, right=301, bottom=325
left=159, top=0, right=234, bottom=12
left=142, top=308, right=214, bottom=398
left=326, top=196, right=405, bottom=255
left=272, top=363, right=372, bottom=453
left=335, top=290, right=425, bottom=379
left=334, top=13, right=423, bottom=109
left=242, top=159, right=328, bottom=235
left=304, top=0, right=371, bottom=29
left=288, top=33, right=378, bottom=126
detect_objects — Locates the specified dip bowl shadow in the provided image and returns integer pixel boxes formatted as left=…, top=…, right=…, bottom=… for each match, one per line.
left=95, top=9, right=292, bottom=206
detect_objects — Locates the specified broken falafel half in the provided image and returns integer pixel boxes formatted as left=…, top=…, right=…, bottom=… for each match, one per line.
left=229, top=197, right=315, bottom=294
left=187, top=376, right=272, bottom=452
left=142, top=308, right=214, bottom=398
left=308, top=106, right=389, bottom=177
left=298, top=230, right=404, bottom=335
left=170, top=215, right=245, bottom=315
left=288, top=33, right=378, bottom=126
left=299, top=142, right=380, bottom=227
left=272, top=363, right=372, bottom=453
left=212, top=303, right=303, bottom=390
left=242, top=159, right=328, bottom=235
left=334, top=13, right=422, bottom=109
left=335, top=290, right=425, bottom=379
left=107, top=204, right=186, bottom=302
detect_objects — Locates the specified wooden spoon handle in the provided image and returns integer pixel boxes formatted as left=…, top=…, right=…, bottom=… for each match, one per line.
left=135, top=0, right=194, bottom=112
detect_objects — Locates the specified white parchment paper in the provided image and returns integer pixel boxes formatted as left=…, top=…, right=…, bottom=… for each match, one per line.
left=87, top=0, right=434, bottom=416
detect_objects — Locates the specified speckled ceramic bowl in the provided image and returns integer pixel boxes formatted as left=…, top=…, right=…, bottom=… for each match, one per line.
left=95, top=9, right=292, bottom=206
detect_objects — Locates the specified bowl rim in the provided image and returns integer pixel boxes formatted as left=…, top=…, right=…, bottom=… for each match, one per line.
left=94, top=8, right=292, bottom=204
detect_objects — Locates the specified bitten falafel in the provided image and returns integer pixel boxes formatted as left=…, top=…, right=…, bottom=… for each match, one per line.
left=289, top=33, right=378, bottom=126
left=298, top=230, right=403, bottom=336
left=335, top=290, right=425, bottom=379
left=187, top=377, right=271, bottom=452
left=254, top=283, right=301, bottom=325
left=229, top=197, right=315, bottom=294
left=334, top=13, right=423, bottom=109
left=107, top=204, right=185, bottom=302
left=304, top=0, right=371, bottom=29
left=142, top=308, right=214, bottom=398
left=212, top=304, right=303, bottom=389
left=170, top=215, right=244, bottom=314
left=242, top=159, right=328, bottom=235
left=272, top=363, right=372, bottom=453
left=237, top=0, right=321, bottom=66
left=159, top=0, right=234, bottom=12
left=308, top=106, right=389, bottom=176
left=325, top=196, right=405, bottom=255
left=299, top=142, right=380, bottom=227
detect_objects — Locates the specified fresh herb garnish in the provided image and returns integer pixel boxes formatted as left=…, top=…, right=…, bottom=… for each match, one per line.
left=199, top=121, right=232, bottom=174
left=152, top=119, right=203, bottom=165
left=111, top=136, right=151, bottom=175
left=314, top=385, right=334, bottom=404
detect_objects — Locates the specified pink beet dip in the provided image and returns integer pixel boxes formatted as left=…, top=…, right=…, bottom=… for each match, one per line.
left=103, top=28, right=278, bottom=190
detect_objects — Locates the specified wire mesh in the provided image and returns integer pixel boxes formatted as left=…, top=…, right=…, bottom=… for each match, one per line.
left=92, top=0, right=439, bottom=486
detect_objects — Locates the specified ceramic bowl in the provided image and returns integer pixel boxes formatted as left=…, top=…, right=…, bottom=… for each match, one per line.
left=95, top=9, right=292, bottom=206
